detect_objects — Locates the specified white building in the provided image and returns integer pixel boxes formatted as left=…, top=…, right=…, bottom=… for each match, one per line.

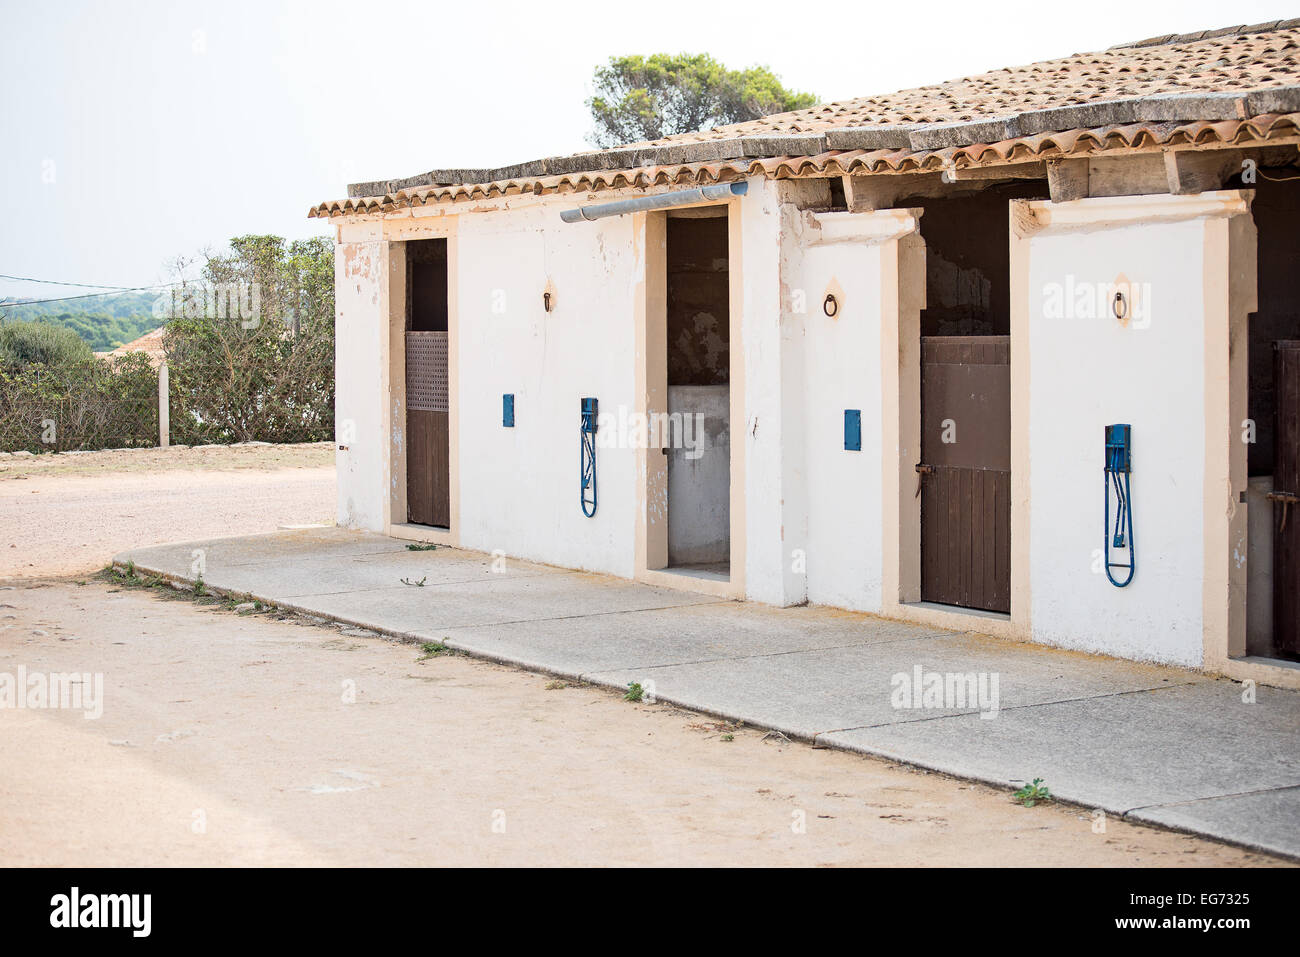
left=313, top=22, right=1300, bottom=688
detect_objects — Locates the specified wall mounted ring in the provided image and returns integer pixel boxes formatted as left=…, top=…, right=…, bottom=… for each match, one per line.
left=1112, top=290, right=1128, bottom=321
left=543, top=291, right=553, bottom=313
left=823, top=293, right=839, bottom=317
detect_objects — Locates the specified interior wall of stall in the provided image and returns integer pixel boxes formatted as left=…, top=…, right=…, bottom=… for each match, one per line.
left=665, top=214, right=731, bottom=569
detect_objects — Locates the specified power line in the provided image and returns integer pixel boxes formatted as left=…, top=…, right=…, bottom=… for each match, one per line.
left=0, top=283, right=175, bottom=308
left=0, top=273, right=162, bottom=291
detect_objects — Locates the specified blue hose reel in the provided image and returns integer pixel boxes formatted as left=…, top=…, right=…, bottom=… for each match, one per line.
left=580, top=397, right=598, bottom=518
left=1104, top=424, right=1135, bottom=587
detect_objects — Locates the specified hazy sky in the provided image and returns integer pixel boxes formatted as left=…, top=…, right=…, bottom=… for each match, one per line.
left=2, top=0, right=1295, bottom=301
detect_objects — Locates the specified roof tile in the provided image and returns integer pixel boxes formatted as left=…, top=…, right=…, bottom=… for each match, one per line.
left=320, top=24, right=1300, bottom=214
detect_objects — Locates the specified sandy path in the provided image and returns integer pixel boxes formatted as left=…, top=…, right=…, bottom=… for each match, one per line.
left=0, top=445, right=334, bottom=577
left=0, top=580, right=1284, bottom=867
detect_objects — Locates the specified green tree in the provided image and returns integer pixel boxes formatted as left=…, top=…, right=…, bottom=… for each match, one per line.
left=0, top=318, right=95, bottom=370
left=0, top=293, right=162, bottom=350
left=587, top=53, right=817, bottom=148
left=162, top=235, right=334, bottom=444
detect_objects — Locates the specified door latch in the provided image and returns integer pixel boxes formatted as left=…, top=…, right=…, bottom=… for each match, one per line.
left=1268, top=490, right=1299, bottom=532
left=915, top=463, right=935, bottom=498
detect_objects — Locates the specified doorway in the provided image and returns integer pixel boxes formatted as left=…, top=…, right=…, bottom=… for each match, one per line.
left=907, top=183, right=1038, bottom=614
left=405, top=238, right=450, bottom=528
left=1244, top=171, right=1300, bottom=662
left=664, top=212, right=730, bottom=580
left=1273, top=341, right=1300, bottom=660
left=919, top=336, right=1011, bottom=612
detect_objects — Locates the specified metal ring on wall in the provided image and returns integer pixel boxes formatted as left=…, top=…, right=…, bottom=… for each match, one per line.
left=823, top=294, right=838, bottom=317
left=1113, top=291, right=1128, bottom=321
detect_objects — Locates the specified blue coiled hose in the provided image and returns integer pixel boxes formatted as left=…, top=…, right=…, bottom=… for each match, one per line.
left=580, top=397, right=598, bottom=518
left=1104, top=424, right=1135, bottom=587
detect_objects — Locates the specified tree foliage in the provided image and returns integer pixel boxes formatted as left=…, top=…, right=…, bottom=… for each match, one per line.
left=0, top=353, right=157, bottom=452
left=1, top=293, right=161, bottom=351
left=587, top=53, right=817, bottom=148
left=162, top=235, right=334, bottom=444
left=0, top=235, right=336, bottom=452
left=0, top=319, right=157, bottom=451
left=0, top=318, right=95, bottom=370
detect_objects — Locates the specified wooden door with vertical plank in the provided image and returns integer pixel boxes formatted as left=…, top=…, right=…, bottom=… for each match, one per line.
left=1273, top=341, right=1300, bottom=659
left=918, top=336, right=1011, bottom=613
left=406, top=331, right=449, bottom=527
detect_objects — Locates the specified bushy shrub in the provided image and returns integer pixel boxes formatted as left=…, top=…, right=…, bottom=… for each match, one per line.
left=0, top=353, right=157, bottom=452
left=0, top=233, right=335, bottom=452
left=163, top=235, right=334, bottom=444
left=0, top=319, right=95, bottom=370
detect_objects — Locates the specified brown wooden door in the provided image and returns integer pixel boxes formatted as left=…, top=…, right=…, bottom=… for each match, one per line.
left=918, top=336, right=1011, bottom=613
left=406, top=331, right=450, bottom=528
left=1273, top=341, right=1300, bottom=659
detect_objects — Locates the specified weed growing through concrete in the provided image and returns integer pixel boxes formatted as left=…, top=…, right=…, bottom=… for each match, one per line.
left=400, top=576, right=428, bottom=587
left=101, top=568, right=342, bottom=646
left=104, top=564, right=153, bottom=590
left=624, top=682, right=644, bottom=702
left=405, top=542, right=437, bottom=552
left=418, top=641, right=449, bottom=660
left=220, top=594, right=259, bottom=614
left=1013, top=778, right=1052, bottom=807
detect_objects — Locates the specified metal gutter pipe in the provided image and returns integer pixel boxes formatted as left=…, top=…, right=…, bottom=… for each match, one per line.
left=560, top=181, right=748, bottom=223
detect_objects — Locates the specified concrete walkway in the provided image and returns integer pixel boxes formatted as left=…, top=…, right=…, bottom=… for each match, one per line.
left=116, top=527, right=1300, bottom=859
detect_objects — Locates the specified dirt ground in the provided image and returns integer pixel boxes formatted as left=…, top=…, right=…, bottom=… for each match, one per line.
left=0, top=444, right=334, bottom=577
left=0, top=578, right=1286, bottom=867
left=0, top=446, right=1287, bottom=866
left=0, top=442, right=333, bottom=478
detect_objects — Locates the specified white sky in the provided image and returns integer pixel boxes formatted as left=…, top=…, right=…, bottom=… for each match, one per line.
left=1, top=0, right=1295, bottom=300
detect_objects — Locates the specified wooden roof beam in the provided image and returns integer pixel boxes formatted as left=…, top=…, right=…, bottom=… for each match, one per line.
left=1046, top=158, right=1090, bottom=202
left=1163, top=147, right=1246, bottom=194
left=941, top=161, right=1047, bottom=182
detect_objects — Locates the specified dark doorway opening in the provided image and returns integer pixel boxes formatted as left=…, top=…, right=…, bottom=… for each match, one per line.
left=405, top=239, right=449, bottom=529
left=1243, top=171, right=1300, bottom=661
left=907, top=183, right=1041, bottom=613
left=664, top=212, right=730, bottom=581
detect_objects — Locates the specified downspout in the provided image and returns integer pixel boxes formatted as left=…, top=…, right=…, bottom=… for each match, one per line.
left=560, top=181, right=748, bottom=223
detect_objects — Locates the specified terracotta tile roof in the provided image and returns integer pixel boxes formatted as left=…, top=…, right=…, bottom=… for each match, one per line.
left=311, top=112, right=1300, bottom=219
left=314, top=21, right=1300, bottom=218
left=622, top=21, right=1300, bottom=146
left=769, top=112, right=1300, bottom=175
left=97, top=326, right=166, bottom=368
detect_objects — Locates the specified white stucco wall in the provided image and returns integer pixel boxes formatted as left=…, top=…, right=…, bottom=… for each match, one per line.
left=736, top=179, right=796, bottom=605
left=331, top=186, right=779, bottom=585
left=735, top=184, right=904, bottom=610
left=1024, top=215, right=1209, bottom=666
left=787, top=215, right=890, bottom=612
left=454, top=204, right=641, bottom=577
left=334, top=235, right=390, bottom=532
left=331, top=181, right=1251, bottom=674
